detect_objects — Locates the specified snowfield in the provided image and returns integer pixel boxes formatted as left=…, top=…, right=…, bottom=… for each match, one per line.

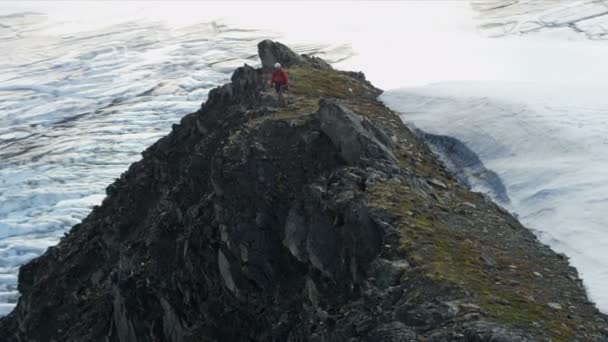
left=2, top=0, right=608, bottom=315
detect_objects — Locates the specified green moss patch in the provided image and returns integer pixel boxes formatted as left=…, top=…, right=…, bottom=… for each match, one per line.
left=368, top=180, right=576, bottom=341
left=287, top=67, right=371, bottom=99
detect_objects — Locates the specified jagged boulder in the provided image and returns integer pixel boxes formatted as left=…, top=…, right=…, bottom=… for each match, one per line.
left=205, top=64, right=263, bottom=109
left=257, top=40, right=333, bottom=71
left=258, top=39, right=306, bottom=70
left=282, top=169, right=384, bottom=283
left=318, top=99, right=396, bottom=165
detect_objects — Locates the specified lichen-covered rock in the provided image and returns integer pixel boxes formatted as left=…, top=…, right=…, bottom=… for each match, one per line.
left=0, top=40, right=606, bottom=342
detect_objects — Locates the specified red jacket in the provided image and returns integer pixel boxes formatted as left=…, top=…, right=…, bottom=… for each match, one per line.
left=271, top=68, right=288, bottom=85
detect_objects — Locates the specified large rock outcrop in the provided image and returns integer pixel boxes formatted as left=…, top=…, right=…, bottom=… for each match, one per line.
left=0, top=41, right=606, bottom=342
left=258, top=40, right=332, bottom=71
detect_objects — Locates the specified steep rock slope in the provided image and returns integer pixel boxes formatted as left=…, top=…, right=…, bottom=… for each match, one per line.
left=0, top=41, right=606, bottom=341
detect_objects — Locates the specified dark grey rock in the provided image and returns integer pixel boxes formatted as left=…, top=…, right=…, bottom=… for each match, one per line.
left=258, top=39, right=306, bottom=71
left=366, top=258, right=409, bottom=289
left=368, top=322, right=417, bottom=342
left=318, top=99, right=397, bottom=165
left=302, top=54, right=333, bottom=70
left=418, top=131, right=510, bottom=204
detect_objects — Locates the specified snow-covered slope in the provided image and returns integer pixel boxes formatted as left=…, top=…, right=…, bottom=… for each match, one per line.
left=382, top=82, right=608, bottom=312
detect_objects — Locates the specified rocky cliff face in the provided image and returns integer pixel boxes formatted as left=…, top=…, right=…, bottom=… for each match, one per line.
left=0, top=40, right=606, bottom=342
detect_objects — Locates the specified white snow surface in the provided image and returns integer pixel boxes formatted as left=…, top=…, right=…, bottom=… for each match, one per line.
left=1, top=0, right=608, bottom=315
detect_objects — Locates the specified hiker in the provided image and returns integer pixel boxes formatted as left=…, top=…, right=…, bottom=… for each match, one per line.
left=270, top=62, right=288, bottom=106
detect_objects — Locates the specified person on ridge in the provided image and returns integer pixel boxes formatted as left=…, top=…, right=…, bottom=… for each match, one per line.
left=270, top=62, right=288, bottom=106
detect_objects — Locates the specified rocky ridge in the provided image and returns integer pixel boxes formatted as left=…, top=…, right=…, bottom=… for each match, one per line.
left=0, top=40, right=606, bottom=341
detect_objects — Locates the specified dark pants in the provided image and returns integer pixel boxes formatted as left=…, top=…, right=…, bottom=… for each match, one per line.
left=274, top=83, right=287, bottom=106
left=274, top=83, right=286, bottom=93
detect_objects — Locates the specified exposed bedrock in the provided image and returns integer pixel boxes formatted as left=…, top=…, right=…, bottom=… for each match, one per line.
left=416, top=131, right=510, bottom=204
